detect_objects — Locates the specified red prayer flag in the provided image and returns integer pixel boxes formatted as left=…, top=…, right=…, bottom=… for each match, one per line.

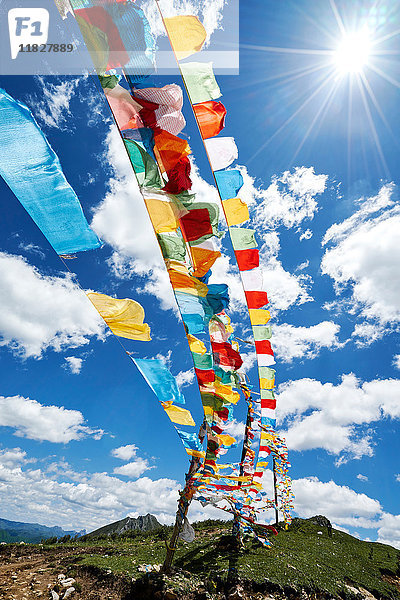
left=193, top=101, right=227, bottom=139
left=195, top=368, right=215, bottom=385
left=235, top=248, right=260, bottom=271
left=255, top=340, right=274, bottom=356
left=245, top=290, right=268, bottom=309
left=75, top=7, right=129, bottom=69
left=180, top=207, right=213, bottom=242
left=163, top=156, right=192, bottom=194
left=211, top=341, right=243, bottom=370
left=261, top=398, right=276, bottom=409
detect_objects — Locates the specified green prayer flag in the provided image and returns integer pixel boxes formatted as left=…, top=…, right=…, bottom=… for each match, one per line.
left=201, top=392, right=224, bottom=412
left=229, top=227, right=257, bottom=250
left=98, top=74, right=120, bottom=89
left=157, top=232, right=187, bottom=261
left=258, top=366, right=275, bottom=380
left=124, top=139, right=163, bottom=189
left=253, top=325, right=272, bottom=341
left=192, top=352, right=213, bottom=370
left=180, top=61, right=222, bottom=104
left=261, top=389, right=275, bottom=400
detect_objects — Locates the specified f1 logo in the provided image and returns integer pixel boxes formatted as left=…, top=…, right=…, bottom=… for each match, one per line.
left=8, top=8, right=49, bottom=59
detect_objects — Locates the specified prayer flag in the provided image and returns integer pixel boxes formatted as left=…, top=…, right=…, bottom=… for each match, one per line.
left=229, top=228, right=257, bottom=251
left=180, top=62, right=221, bottom=104
left=134, top=358, right=186, bottom=405
left=193, top=101, right=226, bottom=139
left=205, top=137, right=238, bottom=171
left=223, top=197, right=249, bottom=226
left=0, top=89, right=100, bottom=256
left=214, top=169, right=243, bottom=200
left=87, top=292, right=151, bottom=341
left=164, top=15, right=207, bottom=59
left=235, top=249, right=259, bottom=271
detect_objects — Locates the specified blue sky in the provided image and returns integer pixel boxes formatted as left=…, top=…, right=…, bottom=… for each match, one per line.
left=0, top=0, right=399, bottom=547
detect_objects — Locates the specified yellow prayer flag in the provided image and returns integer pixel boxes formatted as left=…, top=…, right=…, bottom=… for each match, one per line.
left=218, top=433, right=236, bottom=447
left=187, top=334, right=207, bottom=355
left=164, top=15, right=206, bottom=60
left=161, top=401, right=196, bottom=426
left=261, top=431, right=274, bottom=441
left=222, top=197, right=250, bottom=226
left=260, top=377, right=275, bottom=390
left=185, top=448, right=205, bottom=458
left=249, top=309, right=271, bottom=325
left=144, top=198, right=179, bottom=233
left=87, top=292, right=151, bottom=341
left=214, top=381, right=240, bottom=404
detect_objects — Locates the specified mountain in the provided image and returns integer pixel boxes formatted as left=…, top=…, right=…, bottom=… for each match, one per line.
left=0, top=517, right=85, bottom=543
left=85, top=513, right=162, bottom=538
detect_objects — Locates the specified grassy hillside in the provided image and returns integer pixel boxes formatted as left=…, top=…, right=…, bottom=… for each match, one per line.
left=37, top=517, right=400, bottom=599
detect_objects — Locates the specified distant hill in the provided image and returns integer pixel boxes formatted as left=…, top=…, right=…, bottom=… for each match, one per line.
left=0, top=517, right=85, bottom=543
left=85, top=514, right=161, bottom=538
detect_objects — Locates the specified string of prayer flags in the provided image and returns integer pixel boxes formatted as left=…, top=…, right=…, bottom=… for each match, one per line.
left=193, top=101, right=227, bottom=139
left=179, top=62, right=222, bottom=104
left=133, top=358, right=186, bottom=405
left=0, top=89, right=101, bottom=256
left=205, top=137, right=238, bottom=171
left=164, top=15, right=207, bottom=60
left=87, top=292, right=151, bottom=341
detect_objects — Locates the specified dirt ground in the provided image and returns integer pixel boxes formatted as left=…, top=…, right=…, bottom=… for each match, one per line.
left=0, top=545, right=130, bottom=600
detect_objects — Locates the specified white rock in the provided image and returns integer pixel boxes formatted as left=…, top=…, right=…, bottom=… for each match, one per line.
left=50, top=591, right=59, bottom=600
left=57, top=575, right=66, bottom=581
left=63, top=587, right=75, bottom=599
left=61, top=579, right=75, bottom=588
left=317, top=531, right=323, bottom=535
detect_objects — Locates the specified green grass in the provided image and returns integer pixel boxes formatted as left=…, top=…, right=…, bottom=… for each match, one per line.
left=41, top=518, right=400, bottom=599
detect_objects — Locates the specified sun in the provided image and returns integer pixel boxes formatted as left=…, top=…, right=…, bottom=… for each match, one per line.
left=333, top=29, right=372, bottom=74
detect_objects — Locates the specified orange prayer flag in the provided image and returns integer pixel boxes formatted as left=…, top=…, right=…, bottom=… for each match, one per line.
left=154, top=129, right=191, bottom=173
left=193, top=101, right=227, bottom=139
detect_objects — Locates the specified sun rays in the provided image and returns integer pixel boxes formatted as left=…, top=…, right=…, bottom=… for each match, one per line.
left=244, top=1, right=399, bottom=179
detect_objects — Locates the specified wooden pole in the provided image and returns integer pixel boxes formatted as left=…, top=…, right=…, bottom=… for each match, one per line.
left=273, top=457, right=279, bottom=526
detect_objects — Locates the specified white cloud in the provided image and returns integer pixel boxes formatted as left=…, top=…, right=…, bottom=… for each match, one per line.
left=299, top=229, right=313, bottom=241
left=0, top=395, right=104, bottom=443
left=29, top=77, right=80, bottom=129
left=393, top=355, right=400, bottom=370
left=273, top=321, right=341, bottom=362
left=377, top=513, right=400, bottom=549
left=223, top=419, right=245, bottom=442
left=64, top=356, right=83, bottom=375
left=293, top=476, right=382, bottom=528
left=277, top=374, right=400, bottom=461
left=0, top=448, right=34, bottom=469
left=253, top=166, right=327, bottom=230
left=113, top=458, right=153, bottom=479
left=0, top=252, right=106, bottom=358
left=321, top=184, right=400, bottom=335
left=0, top=452, right=180, bottom=531
left=357, top=474, right=369, bottom=482
left=111, top=444, right=138, bottom=461
left=175, top=369, right=195, bottom=388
